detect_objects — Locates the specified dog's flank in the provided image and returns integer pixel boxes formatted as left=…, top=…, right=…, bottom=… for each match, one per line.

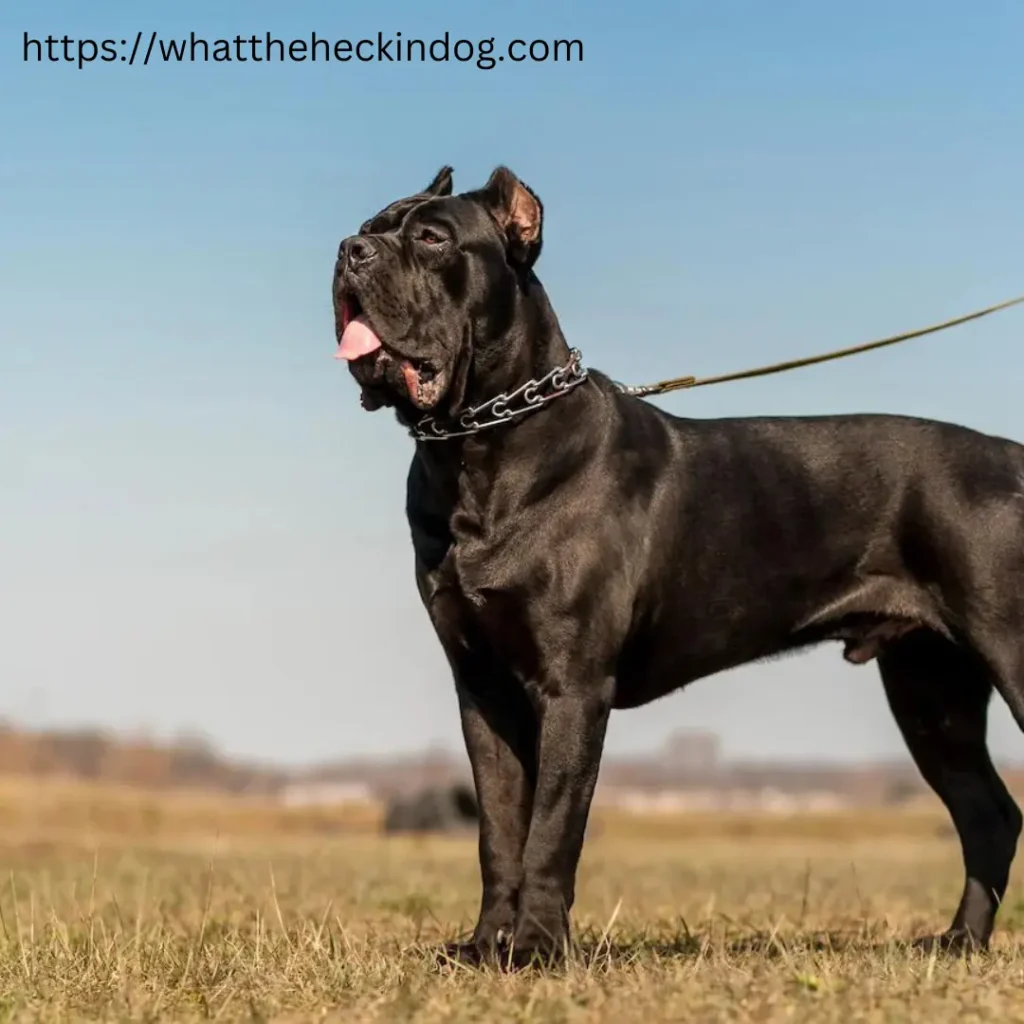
left=334, top=166, right=1024, bottom=968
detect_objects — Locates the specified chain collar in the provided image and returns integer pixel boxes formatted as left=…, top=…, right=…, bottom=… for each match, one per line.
left=409, top=348, right=589, bottom=442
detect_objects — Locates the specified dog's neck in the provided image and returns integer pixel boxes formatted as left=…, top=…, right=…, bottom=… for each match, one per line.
left=469, top=277, right=572, bottom=404
left=412, top=276, right=586, bottom=491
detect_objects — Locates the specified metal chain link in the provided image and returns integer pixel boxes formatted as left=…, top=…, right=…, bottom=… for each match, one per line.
left=409, top=348, right=588, bottom=442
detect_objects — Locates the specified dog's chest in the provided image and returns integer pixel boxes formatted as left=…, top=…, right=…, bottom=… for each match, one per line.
left=426, top=542, right=539, bottom=679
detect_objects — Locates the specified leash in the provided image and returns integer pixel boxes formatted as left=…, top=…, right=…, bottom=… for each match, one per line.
left=614, top=292, right=1024, bottom=398
left=409, top=291, right=1024, bottom=441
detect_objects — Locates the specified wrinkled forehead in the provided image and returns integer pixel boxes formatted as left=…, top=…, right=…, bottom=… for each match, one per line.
left=359, top=193, right=493, bottom=238
left=358, top=193, right=428, bottom=235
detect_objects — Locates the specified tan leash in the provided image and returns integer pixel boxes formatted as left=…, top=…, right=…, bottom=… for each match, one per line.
left=616, top=292, right=1024, bottom=398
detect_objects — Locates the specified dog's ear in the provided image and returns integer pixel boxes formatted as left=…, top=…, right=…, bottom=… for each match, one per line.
left=478, top=166, right=543, bottom=269
left=423, top=165, right=453, bottom=198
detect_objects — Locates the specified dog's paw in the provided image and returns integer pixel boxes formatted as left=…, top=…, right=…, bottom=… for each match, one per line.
left=502, top=943, right=561, bottom=972
left=913, top=929, right=987, bottom=956
left=500, top=926, right=568, bottom=972
left=435, top=940, right=487, bottom=969
left=435, top=929, right=513, bottom=971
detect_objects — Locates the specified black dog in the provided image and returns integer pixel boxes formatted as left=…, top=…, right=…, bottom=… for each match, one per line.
left=333, top=165, right=1024, bottom=966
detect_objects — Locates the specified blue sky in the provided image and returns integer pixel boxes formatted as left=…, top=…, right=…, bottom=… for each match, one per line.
left=2, top=0, right=1023, bottom=766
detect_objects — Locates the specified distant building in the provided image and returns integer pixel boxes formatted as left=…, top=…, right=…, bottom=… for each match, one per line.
left=661, top=730, right=721, bottom=779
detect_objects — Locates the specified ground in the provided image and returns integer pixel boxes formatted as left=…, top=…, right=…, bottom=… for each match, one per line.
left=1, top=785, right=1024, bottom=1021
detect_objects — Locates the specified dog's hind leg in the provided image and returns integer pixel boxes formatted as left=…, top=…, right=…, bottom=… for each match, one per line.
left=879, top=630, right=1022, bottom=950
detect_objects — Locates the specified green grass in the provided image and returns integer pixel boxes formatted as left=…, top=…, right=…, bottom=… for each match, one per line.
left=2, top=825, right=1024, bottom=1021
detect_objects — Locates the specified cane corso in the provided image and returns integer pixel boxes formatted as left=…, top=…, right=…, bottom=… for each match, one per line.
left=333, top=165, right=1024, bottom=966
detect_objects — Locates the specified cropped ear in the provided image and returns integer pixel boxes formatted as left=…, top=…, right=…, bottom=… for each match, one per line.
left=478, top=166, right=543, bottom=269
left=423, top=165, right=454, bottom=198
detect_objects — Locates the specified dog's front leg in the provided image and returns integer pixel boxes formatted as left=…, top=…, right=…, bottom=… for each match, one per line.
left=449, top=662, right=538, bottom=964
left=511, top=680, right=614, bottom=966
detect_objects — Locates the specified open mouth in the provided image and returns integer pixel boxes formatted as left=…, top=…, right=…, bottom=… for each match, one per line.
left=334, top=292, right=444, bottom=410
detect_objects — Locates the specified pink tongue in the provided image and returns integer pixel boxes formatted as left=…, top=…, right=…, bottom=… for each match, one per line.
left=335, top=315, right=382, bottom=361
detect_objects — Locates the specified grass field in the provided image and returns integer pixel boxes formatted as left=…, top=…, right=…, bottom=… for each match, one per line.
left=2, top=784, right=1024, bottom=1021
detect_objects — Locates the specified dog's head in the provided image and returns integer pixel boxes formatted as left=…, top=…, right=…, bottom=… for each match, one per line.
left=332, top=166, right=544, bottom=419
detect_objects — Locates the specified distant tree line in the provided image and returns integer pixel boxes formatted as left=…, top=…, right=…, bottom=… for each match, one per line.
left=0, top=720, right=283, bottom=793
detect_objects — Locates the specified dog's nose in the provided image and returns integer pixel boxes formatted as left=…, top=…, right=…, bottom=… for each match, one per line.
left=340, top=235, right=377, bottom=271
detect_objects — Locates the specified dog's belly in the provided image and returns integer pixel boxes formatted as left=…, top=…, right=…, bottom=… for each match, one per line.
left=610, top=622, right=904, bottom=710
left=610, top=573, right=946, bottom=710
left=611, top=620, right=797, bottom=709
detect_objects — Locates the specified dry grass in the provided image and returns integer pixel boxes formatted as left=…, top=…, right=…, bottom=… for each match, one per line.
left=0, top=784, right=1023, bottom=1021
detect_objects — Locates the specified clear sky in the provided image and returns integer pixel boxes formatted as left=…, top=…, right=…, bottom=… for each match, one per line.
left=2, top=0, right=1023, bottom=767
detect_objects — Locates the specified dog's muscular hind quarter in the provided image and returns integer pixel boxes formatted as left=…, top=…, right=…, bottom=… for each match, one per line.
left=333, top=164, right=1024, bottom=966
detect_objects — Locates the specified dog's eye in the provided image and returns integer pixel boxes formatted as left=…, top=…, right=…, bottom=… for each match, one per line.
left=418, top=228, right=446, bottom=246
